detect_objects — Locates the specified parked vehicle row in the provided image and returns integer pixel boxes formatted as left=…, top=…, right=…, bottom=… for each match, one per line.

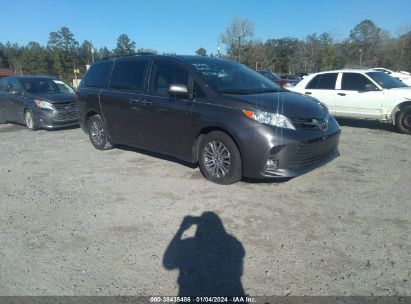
left=288, top=69, right=411, bottom=134
left=0, top=76, right=78, bottom=130
left=8, top=59, right=411, bottom=183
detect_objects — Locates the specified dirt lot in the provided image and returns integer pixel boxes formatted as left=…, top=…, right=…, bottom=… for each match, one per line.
left=0, top=120, right=409, bottom=296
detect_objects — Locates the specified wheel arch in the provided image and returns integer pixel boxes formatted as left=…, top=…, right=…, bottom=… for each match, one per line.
left=391, top=101, right=411, bottom=125
left=191, top=126, right=243, bottom=167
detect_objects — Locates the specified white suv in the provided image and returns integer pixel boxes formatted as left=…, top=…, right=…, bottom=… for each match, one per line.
left=288, top=69, right=411, bottom=134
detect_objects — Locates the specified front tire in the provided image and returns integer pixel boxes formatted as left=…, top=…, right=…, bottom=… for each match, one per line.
left=198, top=131, right=242, bottom=185
left=25, top=109, right=38, bottom=131
left=87, top=115, right=113, bottom=150
left=396, top=106, right=411, bottom=135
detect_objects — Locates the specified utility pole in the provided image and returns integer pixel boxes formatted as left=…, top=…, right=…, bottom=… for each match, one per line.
left=90, top=41, right=95, bottom=63
left=237, top=36, right=241, bottom=62
left=359, top=49, right=363, bottom=67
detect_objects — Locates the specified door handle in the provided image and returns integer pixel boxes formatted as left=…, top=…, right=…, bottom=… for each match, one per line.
left=128, top=98, right=140, bottom=104
left=305, top=92, right=312, bottom=95
left=141, top=99, right=152, bottom=106
left=337, top=93, right=346, bottom=96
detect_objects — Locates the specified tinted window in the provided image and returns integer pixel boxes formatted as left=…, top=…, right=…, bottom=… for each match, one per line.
left=306, top=73, right=337, bottom=90
left=109, top=59, right=147, bottom=92
left=0, top=78, right=7, bottom=91
left=194, top=82, right=206, bottom=98
left=149, top=61, right=188, bottom=97
left=366, top=72, right=406, bottom=89
left=341, top=73, right=378, bottom=91
left=82, top=61, right=112, bottom=88
left=20, top=78, right=74, bottom=94
left=9, top=78, right=22, bottom=94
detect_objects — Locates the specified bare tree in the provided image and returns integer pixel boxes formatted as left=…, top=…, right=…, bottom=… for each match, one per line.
left=221, top=17, right=254, bottom=62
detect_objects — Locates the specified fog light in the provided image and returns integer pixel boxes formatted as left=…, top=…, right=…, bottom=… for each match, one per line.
left=266, top=159, right=279, bottom=168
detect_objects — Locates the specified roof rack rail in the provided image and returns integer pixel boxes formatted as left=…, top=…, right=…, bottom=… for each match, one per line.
left=100, top=52, right=157, bottom=61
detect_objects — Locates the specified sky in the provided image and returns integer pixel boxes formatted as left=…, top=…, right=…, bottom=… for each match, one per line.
left=0, top=0, right=410, bottom=55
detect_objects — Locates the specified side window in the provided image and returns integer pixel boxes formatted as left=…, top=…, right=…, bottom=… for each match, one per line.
left=341, top=73, right=377, bottom=91
left=149, top=61, right=188, bottom=97
left=306, top=73, right=338, bottom=90
left=82, top=61, right=112, bottom=88
left=0, top=79, right=5, bottom=91
left=9, top=78, right=22, bottom=94
left=194, top=82, right=206, bottom=98
left=109, top=59, right=147, bottom=92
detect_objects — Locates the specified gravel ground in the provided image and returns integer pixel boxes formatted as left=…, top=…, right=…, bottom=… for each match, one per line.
left=0, top=120, right=409, bottom=296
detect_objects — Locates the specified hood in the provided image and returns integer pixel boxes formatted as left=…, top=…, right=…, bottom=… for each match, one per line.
left=29, top=93, right=76, bottom=103
left=385, top=87, right=411, bottom=98
left=228, top=91, right=326, bottom=119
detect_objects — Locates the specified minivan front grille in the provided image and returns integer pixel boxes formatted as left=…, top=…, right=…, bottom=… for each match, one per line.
left=289, top=132, right=340, bottom=169
left=291, top=117, right=328, bottom=131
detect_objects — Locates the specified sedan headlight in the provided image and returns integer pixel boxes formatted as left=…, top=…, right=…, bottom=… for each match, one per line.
left=242, top=109, right=295, bottom=130
left=34, top=99, right=55, bottom=111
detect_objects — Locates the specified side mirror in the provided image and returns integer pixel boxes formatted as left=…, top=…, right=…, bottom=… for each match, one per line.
left=9, top=90, right=21, bottom=96
left=364, top=84, right=379, bottom=91
left=168, top=84, right=189, bottom=98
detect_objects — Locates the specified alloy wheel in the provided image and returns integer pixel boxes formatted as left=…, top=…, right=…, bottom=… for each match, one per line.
left=90, top=120, right=105, bottom=146
left=25, top=111, right=34, bottom=129
left=202, top=141, right=231, bottom=178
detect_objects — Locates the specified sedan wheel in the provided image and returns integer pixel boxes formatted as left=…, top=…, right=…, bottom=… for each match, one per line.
left=25, top=110, right=38, bottom=131
left=397, top=107, right=411, bottom=135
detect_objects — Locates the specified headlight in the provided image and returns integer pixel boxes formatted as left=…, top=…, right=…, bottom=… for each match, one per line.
left=34, top=99, right=55, bottom=111
left=242, top=109, right=295, bottom=130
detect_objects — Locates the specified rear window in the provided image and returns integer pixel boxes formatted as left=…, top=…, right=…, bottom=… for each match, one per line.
left=306, top=73, right=338, bottom=90
left=81, top=61, right=112, bottom=88
left=109, top=59, right=147, bottom=92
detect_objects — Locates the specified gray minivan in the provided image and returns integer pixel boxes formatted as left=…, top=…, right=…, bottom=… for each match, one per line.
left=76, top=55, right=340, bottom=184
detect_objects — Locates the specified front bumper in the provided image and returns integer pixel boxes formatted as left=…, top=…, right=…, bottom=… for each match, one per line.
left=34, top=108, right=78, bottom=129
left=234, top=116, right=341, bottom=179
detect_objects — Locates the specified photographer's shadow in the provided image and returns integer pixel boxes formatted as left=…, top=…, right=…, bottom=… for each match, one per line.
left=163, top=212, right=245, bottom=297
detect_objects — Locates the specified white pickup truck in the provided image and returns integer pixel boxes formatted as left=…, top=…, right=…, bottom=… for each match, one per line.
left=288, top=69, right=411, bottom=134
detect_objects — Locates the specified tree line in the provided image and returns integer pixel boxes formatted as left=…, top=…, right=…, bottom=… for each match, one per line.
left=205, top=18, right=411, bottom=75
left=0, top=27, right=142, bottom=83
left=1, top=19, right=410, bottom=85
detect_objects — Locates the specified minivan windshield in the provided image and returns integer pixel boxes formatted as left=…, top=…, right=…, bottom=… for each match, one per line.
left=366, top=72, right=407, bottom=89
left=21, top=78, right=74, bottom=94
left=188, top=59, right=284, bottom=94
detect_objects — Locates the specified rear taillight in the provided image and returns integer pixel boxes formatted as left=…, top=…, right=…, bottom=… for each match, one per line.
left=74, top=91, right=80, bottom=98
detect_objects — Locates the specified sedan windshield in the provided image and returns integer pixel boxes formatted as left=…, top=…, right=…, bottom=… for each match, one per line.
left=188, top=59, right=283, bottom=94
left=366, top=72, right=407, bottom=89
left=258, top=70, right=281, bottom=82
left=21, top=78, right=74, bottom=94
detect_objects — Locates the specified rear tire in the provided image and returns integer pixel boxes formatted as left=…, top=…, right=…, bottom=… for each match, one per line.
left=87, top=115, right=113, bottom=150
left=24, top=109, right=38, bottom=131
left=198, top=131, right=242, bottom=185
left=396, top=106, right=411, bottom=135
